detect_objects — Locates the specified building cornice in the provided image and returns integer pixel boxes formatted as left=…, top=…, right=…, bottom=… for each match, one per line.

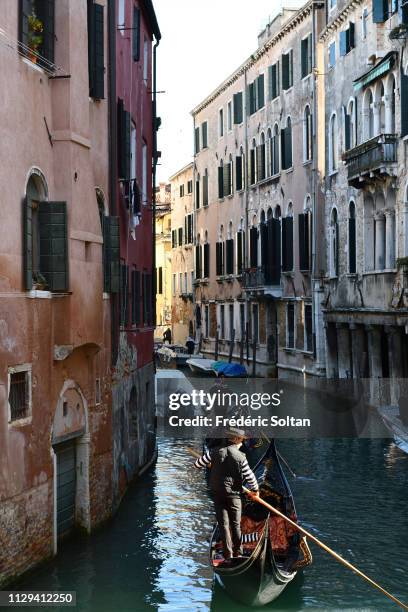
left=168, top=161, right=194, bottom=181
left=191, top=0, right=323, bottom=116
left=319, top=0, right=364, bottom=42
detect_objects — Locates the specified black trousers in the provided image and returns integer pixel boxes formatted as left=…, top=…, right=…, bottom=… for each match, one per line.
left=213, top=493, right=242, bottom=559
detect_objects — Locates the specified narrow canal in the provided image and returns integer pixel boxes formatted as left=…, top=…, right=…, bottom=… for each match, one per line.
left=16, top=437, right=408, bottom=611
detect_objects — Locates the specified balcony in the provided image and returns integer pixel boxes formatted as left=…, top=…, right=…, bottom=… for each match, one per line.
left=242, top=267, right=282, bottom=297
left=342, top=134, right=397, bottom=189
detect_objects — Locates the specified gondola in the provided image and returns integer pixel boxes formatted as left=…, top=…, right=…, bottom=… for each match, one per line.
left=209, top=440, right=312, bottom=607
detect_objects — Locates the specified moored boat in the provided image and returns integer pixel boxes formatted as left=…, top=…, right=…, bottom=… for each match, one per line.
left=209, top=440, right=312, bottom=606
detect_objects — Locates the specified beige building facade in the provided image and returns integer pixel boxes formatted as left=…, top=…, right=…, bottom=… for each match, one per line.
left=155, top=183, right=172, bottom=339
left=192, top=2, right=326, bottom=377
left=170, top=163, right=195, bottom=345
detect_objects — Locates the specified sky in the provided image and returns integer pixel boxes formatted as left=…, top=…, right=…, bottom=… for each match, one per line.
left=153, top=0, right=302, bottom=183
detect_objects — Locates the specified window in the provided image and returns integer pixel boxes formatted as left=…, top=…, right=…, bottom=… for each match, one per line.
left=203, top=240, right=210, bottom=278
left=228, top=304, right=234, bottom=341
left=362, top=7, right=369, bottom=38
left=20, top=0, right=55, bottom=66
left=282, top=206, right=294, bottom=272
left=142, top=141, right=147, bottom=204
left=195, top=238, right=202, bottom=279
left=248, top=75, right=264, bottom=114
left=329, top=42, right=336, bottom=68
left=118, top=0, right=125, bottom=30
left=220, top=304, right=225, bottom=339
left=131, top=122, right=137, bottom=180
left=179, top=273, right=183, bottom=295
left=286, top=303, right=295, bottom=349
left=142, top=272, right=153, bottom=325
left=329, top=208, right=339, bottom=277
left=299, top=207, right=312, bottom=272
left=249, top=139, right=257, bottom=185
left=203, top=169, right=209, bottom=206
left=187, top=180, right=193, bottom=194
left=202, top=121, right=208, bottom=148
left=8, top=365, right=32, bottom=423
left=301, top=34, right=313, bottom=78
left=236, top=148, right=245, bottom=191
left=281, top=117, right=292, bottom=170
left=340, top=23, right=355, bottom=56
left=143, top=36, right=148, bottom=83
left=195, top=175, right=200, bottom=208
left=194, top=127, right=200, bottom=154
left=157, top=267, right=163, bottom=294
left=88, top=0, right=105, bottom=99
left=304, top=304, right=313, bottom=352
left=233, top=92, right=243, bottom=124
left=219, top=108, right=224, bottom=137
left=282, top=50, right=293, bottom=90
left=172, top=274, right=176, bottom=296
left=252, top=304, right=259, bottom=343
left=237, top=229, right=245, bottom=274
left=349, top=201, right=357, bottom=273
left=330, top=0, right=336, bottom=9
left=268, top=62, right=280, bottom=100
left=329, top=114, right=338, bottom=173
left=216, top=241, right=225, bottom=276
left=344, top=99, right=356, bottom=150
left=180, top=184, right=185, bottom=198
left=227, top=101, right=232, bottom=131
left=185, top=214, right=193, bottom=244
left=120, top=264, right=129, bottom=327
left=171, top=229, right=177, bottom=248
left=23, top=188, right=69, bottom=293
left=271, top=124, right=280, bottom=175
left=226, top=236, right=234, bottom=275
left=218, top=161, right=224, bottom=199
left=257, top=134, right=266, bottom=182
left=223, top=157, right=233, bottom=197
left=178, top=227, right=183, bottom=246
left=250, top=225, right=258, bottom=268
left=303, top=106, right=313, bottom=162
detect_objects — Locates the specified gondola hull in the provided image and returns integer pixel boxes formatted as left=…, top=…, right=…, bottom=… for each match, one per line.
left=212, top=522, right=296, bottom=606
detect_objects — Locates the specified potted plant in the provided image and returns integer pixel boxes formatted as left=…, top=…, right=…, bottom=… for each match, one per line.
left=27, top=13, right=44, bottom=63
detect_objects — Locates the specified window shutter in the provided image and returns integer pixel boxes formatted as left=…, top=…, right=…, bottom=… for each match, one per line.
left=195, top=127, right=200, bottom=154
left=19, top=0, right=31, bottom=50
left=349, top=218, right=356, bottom=273
left=233, top=92, right=243, bottom=124
left=339, top=30, right=347, bottom=56
left=299, top=213, right=307, bottom=271
left=249, top=82, right=256, bottom=114
left=88, top=2, right=105, bottom=99
left=195, top=179, right=200, bottom=208
left=308, top=34, right=313, bottom=73
left=38, top=201, right=68, bottom=292
left=301, top=38, right=308, bottom=78
left=203, top=173, right=209, bottom=206
left=37, top=0, right=55, bottom=65
left=124, top=110, right=131, bottom=180
left=226, top=239, right=234, bottom=275
left=401, top=0, right=408, bottom=24
left=257, top=75, right=265, bottom=109
left=282, top=217, right=293, bottom=272
left=250, top=149, right=256, bottom=184
left=372, top=0, right=389, bottom=22
left=103, top=215, right=120, bottom=293
left=218, top=166, right=224, bottom=198
left=223, top=163, right=231, bottom=196
left=289, top=50, right=293, bottom=87
left=256, top=145, right=263, bottom=182
left=268, top=66, right=273, bottom=100
left=216, top=242, right=221, bottom=276
left=133, top=6, right=141, bottom=61
left=195, top=245, right=202, bottom=279
left=282, top=53, right=289, bottom=90
left=285, top=125, right=292, bottom=168
left=281, top=128, right=286, bottom=170
left=349, top=22, right=355, bottom=49
left=204, top=243, right=210, bottom=278
left=23, top=197, right=33, bottom=290
left=131, top=270, right=141, bottom=324
left=401, top=73, right=408, bottom=137
left=250, top=227, right=258, bottom=268
left=120, top=264, right=129, bottom=326
left=202, top=122, right=208, bottom=148
left=118, top=99, right=125, bottom=179
left=237, top=232, right=243, bottom=274
left=345, top=111, right=351, bottom=151
left=235, top=156, right=242, bottom=190
left=271, top=218, right=281, bottom=284
left=260, top=222, right=268, bottom=272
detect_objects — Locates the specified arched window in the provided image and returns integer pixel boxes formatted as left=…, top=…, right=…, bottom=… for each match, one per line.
left=374, top=81, right=385, bottom=135
left=329, top=113, right=338, bottom=172
left=258, top=133, right=266, bottom=181
left=363, top=89, right=374, bottom=141
left=348, top=201, right=356, bottom=273
left=218, top=159, right=224, bottom=199
left=281, top=117, right=292, bottom=170
left=250, top=138, right=257, bottom=185
left=329, top=208, right=339, bottom=277
left=385, top=74, right=396, bottom=134
left=203, top=168, right=209, bottom=207
left=303, top=105, right=313, bottom=162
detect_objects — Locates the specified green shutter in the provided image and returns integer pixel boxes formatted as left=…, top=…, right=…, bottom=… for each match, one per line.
left=23, top=197, right=33, bottom=290
left=37, top=0, right=55, bottom=66
left=257, top=74, right=265, bottom=109
left=118, top=99, right=125, bottom=178
left=282, top=53, right=289, bottom=90
left=202, top=122, right=208, bottom=148
left=301, top=38, right=308, bottom=78
left=372, top=0, right=388, bottom=22
left=203, top=243, right=210, bottom=278
left=233, top=92, right=243, bottom=124
left=38, top=201, right=68, bottom=292
left=88, top=2, right=104, bottom=99
left=103, top=216, right=120, bottom=293
left=237, top=232, right=243, bottom=273
left=349, top=218, right=356, bottom=273
left=124, top=110, right=131, bottom=181
left=195, top=127, right=200, bottom=153
left=133, top=6, right=140, bottom=61
left=218, top=166, right=224, bottom=198
left=235, top=156, right=242, bottom=190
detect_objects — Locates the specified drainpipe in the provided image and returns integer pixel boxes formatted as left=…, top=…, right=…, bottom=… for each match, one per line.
left=244, top=67, right=250, bottom=342
left=192, top=115, right=197, bottom=337
left=152, top=36, right=160, bottom=329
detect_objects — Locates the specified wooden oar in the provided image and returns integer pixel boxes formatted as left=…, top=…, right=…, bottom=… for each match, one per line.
left=243, top=487, right=408, bottom=611
left=188, top=447, right=407, bottom=610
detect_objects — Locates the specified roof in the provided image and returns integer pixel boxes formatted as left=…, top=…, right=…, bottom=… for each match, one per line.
left=168, top=161, right=194, bottom=181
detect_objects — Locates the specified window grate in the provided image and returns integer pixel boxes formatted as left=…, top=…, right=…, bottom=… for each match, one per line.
left=9, top=371, right=29, bottom=421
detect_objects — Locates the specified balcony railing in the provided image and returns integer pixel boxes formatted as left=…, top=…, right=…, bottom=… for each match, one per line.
left=342, top=134, right=397, bottom=187
left=242, top=267, right=282, bottom=292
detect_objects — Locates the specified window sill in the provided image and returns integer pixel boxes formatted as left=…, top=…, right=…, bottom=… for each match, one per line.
left=362, top=269, right=397, bottom=275
left=27, top=290, right=71, bottom=299
left=282, top=270, right=295, bottom=276
left=328, top=169, right=338, bottom=177
left=300, top=270, right=311, bottom=275
left=283, top=167, right=294, bottom=174
left=301, top=73, right=312, bottom=82
left=303, top=159, right=313, bottom=167
left=22, top=57, right=45, bottom=74
left=345, top=273, right=358, bottom=279
left=216, top=276, right=226, bottom=283
left=9, top=416, right=32, bottom=428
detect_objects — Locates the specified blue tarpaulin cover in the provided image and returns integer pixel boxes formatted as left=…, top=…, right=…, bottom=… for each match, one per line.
left=212, top=361, right=247, bottom=377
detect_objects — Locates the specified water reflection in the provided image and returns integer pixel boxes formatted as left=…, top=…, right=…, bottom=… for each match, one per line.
left=16, top=437, right=408, bottom=612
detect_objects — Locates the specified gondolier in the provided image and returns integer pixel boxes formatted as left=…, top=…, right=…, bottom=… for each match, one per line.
left=194, top=428, right=259, bottom=563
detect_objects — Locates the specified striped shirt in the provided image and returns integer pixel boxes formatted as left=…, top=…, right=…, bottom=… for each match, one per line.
left=194, top=446, right=259, bottom=492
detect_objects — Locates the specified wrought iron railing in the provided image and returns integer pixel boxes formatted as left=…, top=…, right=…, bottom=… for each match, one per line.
left=342, top=134, right=397, bottom=180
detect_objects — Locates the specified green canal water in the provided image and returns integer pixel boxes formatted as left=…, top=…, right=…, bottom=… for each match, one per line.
left=16, top=437, right=408, bottom=612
